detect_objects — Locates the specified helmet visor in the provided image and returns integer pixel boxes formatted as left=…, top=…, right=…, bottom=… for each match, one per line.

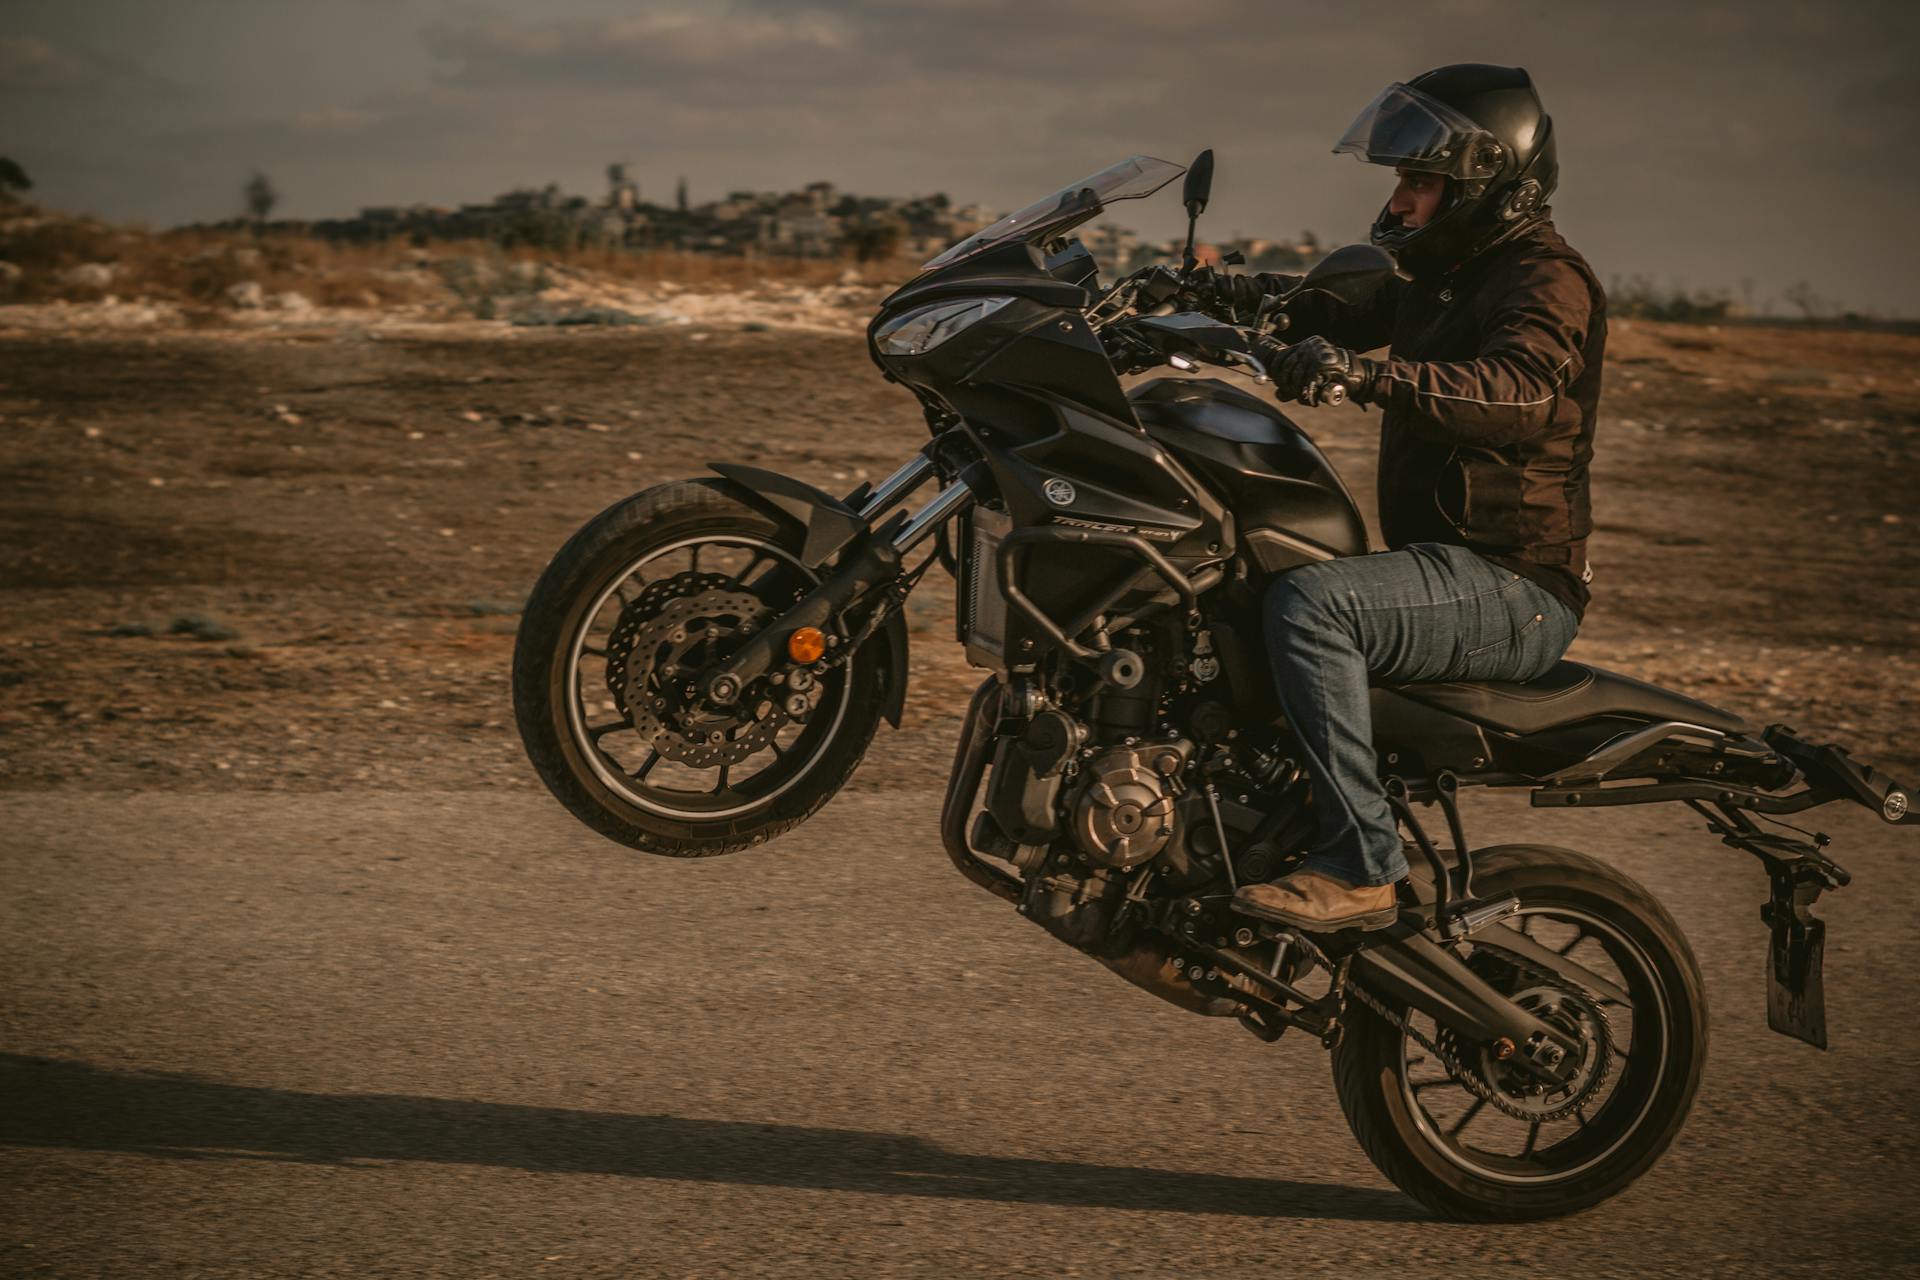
left=1333, top=83, right=1501, bottom=180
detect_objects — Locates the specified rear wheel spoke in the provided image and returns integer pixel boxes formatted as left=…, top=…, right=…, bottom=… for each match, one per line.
left=1446, top=1097, right=1486, bottom=1138
left=1520, top=1121, right=1542, bottom=1158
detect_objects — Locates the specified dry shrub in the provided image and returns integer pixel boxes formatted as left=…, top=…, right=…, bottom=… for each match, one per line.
left=1, top=209, right=436, bottom=309
left=543, top=246, right=906, bottom=288
left=0, top=204, right=911, bottom=314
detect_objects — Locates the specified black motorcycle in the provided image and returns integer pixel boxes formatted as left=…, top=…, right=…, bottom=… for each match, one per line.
left=514, top=152, right=1916, bottom=1220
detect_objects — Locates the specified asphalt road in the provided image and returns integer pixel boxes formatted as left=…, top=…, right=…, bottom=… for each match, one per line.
left=3, top=786, right=1918, bottom=1277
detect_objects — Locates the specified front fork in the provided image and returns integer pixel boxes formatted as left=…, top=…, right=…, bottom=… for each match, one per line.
left=704, top=455, right=975, bottom=706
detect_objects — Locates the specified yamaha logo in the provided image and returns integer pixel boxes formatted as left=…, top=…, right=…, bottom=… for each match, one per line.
left=1887, top=790, right=1909, bottom=822
left=1043, top=478, right=1076, bottom=506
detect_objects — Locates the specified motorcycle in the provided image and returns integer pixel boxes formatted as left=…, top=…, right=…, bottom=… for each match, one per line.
left=513, top=151, right=1917, bottom=1220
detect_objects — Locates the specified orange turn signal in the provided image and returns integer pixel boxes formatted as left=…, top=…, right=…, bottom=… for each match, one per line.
left=787, top=626, right=827, bottom=664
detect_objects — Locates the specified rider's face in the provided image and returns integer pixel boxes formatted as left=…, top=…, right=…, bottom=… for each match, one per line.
left=1388, top=169, right=1446, bottom=229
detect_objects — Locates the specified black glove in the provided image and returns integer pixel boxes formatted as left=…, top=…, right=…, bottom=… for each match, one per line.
left=1189, top=268, right=1295, bottom=323
left=1257, top=334, right=1379, bottom=406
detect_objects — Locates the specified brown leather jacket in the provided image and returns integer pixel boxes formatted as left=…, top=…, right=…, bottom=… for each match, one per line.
left=1265, top=219, right=1606, bottom=620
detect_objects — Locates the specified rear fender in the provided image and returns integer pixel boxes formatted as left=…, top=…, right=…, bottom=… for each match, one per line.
left=708, top=463, right=909, bottom=729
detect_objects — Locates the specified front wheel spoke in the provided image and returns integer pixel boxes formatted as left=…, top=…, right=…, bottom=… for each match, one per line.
left=712, top=764, right=730, bottom=794
left=629, top=750, right=661, bottom=781
left=1556, top=929, right=1588, bottom=956
left=732, top=551, right=766, bottom=580
left=1446, top=1097, right=1487, bottom=1138
left=586, top=720, right=628, bottom=741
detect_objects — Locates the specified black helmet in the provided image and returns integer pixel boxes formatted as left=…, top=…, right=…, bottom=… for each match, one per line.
left=1333, top=64, right=1558, bottom=277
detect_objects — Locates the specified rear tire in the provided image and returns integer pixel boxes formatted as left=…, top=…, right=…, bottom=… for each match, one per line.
left=513, top=479, right=888, bottom=856
left=1330, top=845, right=1708, bottom=1220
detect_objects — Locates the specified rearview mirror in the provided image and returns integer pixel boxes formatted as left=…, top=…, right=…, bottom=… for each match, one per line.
left=1294, top=243, right=1401, bottom=307
left=1182, top=149, right=1215, bottom=218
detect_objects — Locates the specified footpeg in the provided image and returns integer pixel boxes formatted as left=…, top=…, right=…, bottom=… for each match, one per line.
left=1439, top=893, right=1523, bottom=939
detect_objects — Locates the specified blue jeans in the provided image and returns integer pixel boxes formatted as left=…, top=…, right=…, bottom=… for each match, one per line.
left=1264, top=542, right=1580, bottom=887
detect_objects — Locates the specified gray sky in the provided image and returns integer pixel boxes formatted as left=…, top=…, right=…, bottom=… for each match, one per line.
left=6, top=0, right=1917, bottom=315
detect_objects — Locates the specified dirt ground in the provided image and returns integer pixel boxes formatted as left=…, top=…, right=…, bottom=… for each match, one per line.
left=1, top=314, right=1916, bottom=798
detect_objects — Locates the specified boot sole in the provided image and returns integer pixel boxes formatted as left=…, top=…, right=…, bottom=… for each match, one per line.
left=1231, top=899, right=1400, bottom=933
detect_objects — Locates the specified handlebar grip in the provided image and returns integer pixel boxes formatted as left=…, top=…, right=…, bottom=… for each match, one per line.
left=1322, top=383, right=1347, bottom=407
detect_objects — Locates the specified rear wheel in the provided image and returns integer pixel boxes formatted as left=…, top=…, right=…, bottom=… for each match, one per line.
left=1331, top=845, right=1707, bottom=1220
left=513, top=479, right=888, bottom=856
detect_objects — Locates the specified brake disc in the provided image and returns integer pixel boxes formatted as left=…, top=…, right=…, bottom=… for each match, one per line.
left=602, top=573, right=797, bottom=769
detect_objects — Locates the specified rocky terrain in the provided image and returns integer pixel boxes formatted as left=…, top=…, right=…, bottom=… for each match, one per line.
left=1, top=294, right=1915, bottom=800
left=0, top=205, right=890, bottom=335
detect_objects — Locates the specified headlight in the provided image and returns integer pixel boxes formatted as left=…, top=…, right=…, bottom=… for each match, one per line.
left=876, top=296, right=1015, bottom=356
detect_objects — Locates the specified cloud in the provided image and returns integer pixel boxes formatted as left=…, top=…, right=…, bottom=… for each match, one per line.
left=0, top=35, right=103, bottom=89
left=420, top=10, right=865, bottom=104
left=292, top=106, right=387, bottom=134
left=0, top=32, right=178, bottom=97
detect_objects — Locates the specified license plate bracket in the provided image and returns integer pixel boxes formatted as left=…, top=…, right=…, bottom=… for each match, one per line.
left=1763, top=869, right=1829, bottom=1050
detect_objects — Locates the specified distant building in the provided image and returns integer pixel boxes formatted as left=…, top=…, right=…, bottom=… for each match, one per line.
left=207, top=161, right=1325, bottom=269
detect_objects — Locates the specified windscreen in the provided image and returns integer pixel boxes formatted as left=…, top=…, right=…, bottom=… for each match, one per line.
left=923, top=155, right=1185, bottom=270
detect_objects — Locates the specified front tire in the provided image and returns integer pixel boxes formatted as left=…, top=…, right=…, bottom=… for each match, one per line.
left=1331, top=845, right=1708, bottom=1220
left=513, top=479, right=888, bottom=856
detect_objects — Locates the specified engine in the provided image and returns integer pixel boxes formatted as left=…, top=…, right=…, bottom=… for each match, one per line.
left=966, top=612, right=1314, bottom=962
left=1068, top=740, right=1192, bottom=868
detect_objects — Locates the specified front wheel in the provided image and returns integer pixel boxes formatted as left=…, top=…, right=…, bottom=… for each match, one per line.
left=1331, top=845, right=1708, bottom=1220
left=513, top=479, right=889, bottom=856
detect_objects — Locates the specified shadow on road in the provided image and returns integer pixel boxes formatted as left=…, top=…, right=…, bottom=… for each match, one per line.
left=3, top=1054, right=1414, bottom=1220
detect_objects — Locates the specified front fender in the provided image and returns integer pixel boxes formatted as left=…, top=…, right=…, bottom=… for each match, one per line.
left=708, top=463, right=909, bottom=729
left=708, top=462, right=864, bottom=568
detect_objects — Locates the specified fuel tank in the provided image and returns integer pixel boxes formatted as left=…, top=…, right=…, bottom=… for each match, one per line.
left=1130, top=377, right=1369, bottom=567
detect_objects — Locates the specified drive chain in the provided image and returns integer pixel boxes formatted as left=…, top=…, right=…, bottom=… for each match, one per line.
left=1348, top=933, right=1615, bottom=1125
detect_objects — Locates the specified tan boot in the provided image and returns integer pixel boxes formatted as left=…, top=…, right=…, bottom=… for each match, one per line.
left=1232, top=868, right=1399, bottom=932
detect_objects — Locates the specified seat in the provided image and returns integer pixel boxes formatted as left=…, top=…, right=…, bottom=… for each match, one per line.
left=1388, top=661, right=1754, bottom=737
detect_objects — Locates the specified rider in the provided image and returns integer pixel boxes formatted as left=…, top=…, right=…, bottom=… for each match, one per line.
left=1208, top=64, right=1605, bottom=931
